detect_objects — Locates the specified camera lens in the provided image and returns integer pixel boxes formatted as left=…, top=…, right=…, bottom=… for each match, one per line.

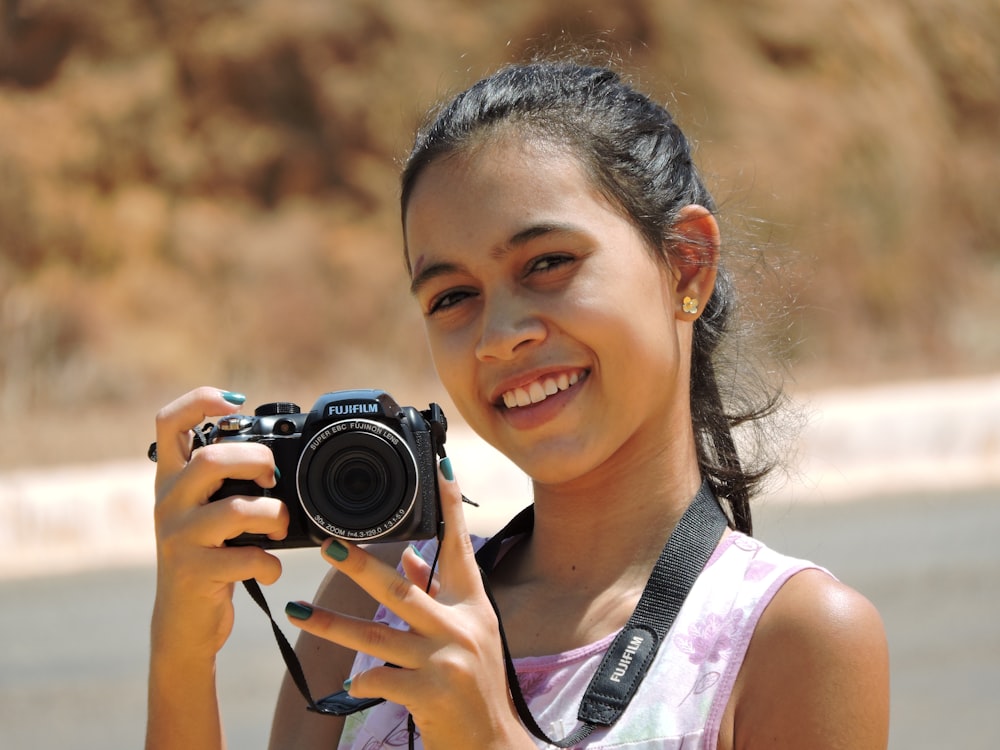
left=296, top=420, right=418, bottom=541
left=327, top=451, right=389, bottom=512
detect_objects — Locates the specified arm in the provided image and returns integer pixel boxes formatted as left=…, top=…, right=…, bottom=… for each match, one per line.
left=724, top=569, right=890, bottom=750
left=146, top=388, right=289, bottom=750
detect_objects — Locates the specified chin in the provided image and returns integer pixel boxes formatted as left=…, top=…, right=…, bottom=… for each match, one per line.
left=508, top=441, right=603, bottom=488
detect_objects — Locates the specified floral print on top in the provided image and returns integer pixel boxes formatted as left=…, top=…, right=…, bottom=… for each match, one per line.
left=337, top=531, right=825, bottom=750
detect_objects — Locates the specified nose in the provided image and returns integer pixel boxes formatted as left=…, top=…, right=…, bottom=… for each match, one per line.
left=474, top=293, right=546, bottom=361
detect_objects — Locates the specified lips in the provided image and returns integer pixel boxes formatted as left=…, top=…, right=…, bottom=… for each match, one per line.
left=500, top=369, right=586, bottom=409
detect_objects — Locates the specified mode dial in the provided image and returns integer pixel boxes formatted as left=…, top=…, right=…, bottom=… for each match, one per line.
left=254, top=402, right=302, bottom=416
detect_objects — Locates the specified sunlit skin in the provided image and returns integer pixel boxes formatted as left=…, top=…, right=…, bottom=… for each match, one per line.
left=405, top=137, right=711, bottom=505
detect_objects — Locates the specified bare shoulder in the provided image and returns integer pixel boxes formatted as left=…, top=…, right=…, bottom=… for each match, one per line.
left=723, top=569, right=890, bottom=750
left=268, top=542, right=407, bottom=749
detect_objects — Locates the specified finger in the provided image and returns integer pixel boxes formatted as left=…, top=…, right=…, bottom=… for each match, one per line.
left=284, top=601, right=424, bottom=669
left=158, top=441, right=277, bottom=515
left=187, top=495, right=290, bottom=547
left=209, top=545, right=284, bottom=586
left=342, top=663, right=420, bottom=705
left=154, top=387, right=248, bottom=478
left=319, top=540, right=440, bottom=635
left=166, top=542, right=284, bottom=587
left=401, top=544, right=440, bottom=597
left=433, top=457, right=482, bottom=595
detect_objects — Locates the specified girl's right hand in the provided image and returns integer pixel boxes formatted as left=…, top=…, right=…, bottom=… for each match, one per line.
left=150, top=387, right=290, bottom=659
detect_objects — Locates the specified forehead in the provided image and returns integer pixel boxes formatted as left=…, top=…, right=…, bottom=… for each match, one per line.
left=404, top=137, right=604, bottom=251
left=413, top=135, right=585, bottom=200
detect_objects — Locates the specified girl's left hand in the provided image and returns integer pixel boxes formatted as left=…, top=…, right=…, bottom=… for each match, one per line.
left=285, top=458, right=534, bottom=750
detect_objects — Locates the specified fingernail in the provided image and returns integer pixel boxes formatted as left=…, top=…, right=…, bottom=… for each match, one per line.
left=285, top=601, right=313, bottom=620
left=439, top=456, right=455, bottom=482
left=221, top=390, right=246, bottom=405
left=273, top=466, right=282, bottom=481
left=324, top=539, right=349, bottom=562
left=408, top=542, right=425, bottom=561
left=342, top=676, right=353, bottom=692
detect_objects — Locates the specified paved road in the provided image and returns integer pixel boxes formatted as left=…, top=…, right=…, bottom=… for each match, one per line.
left=1, top=487, right=997, bottom=749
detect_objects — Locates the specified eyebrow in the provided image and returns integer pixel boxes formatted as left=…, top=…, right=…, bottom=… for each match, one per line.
left=408, top=222, right=580, bottom=296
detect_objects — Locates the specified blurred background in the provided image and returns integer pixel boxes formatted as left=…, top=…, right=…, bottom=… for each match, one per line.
left=1, top=0, right=999, bottom=469
left=0, top=1, right=998, bottom=748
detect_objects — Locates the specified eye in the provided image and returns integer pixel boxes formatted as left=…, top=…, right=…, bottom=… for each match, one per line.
left=427, top=287, right=476, bottom=315
left=527, top=253, right=575, bottom=275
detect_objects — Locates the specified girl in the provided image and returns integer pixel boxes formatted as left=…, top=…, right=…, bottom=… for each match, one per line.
left=147, top=60, right=889, bottom=749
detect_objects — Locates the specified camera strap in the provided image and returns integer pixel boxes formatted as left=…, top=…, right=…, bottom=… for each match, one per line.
left=241, top=532, right=448, bottom=719
left=242, top=538, right=440, bottom=720
left=242, top=481, right=727, bottom=747
left=475, top=480, right=728, bottom=747
left=241, top=577, right=335, bottom=714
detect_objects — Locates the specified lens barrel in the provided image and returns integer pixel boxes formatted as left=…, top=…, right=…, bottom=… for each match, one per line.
left=296, top=420, right=419, bottom=541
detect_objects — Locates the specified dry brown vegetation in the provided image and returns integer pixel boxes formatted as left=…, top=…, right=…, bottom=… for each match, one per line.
left=1, top=0, right=998, bottom=469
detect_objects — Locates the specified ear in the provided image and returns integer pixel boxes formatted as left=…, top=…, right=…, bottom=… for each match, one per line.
left=668, top=204, right=719, bottom=320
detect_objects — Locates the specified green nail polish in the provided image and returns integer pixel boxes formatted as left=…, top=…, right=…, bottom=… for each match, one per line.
left=325, top=539, right=349, bottom=562
left=342, top=677, right=353, bottom=692
left=285, top=601, right=313, bottom=620
left=439, top=456, right=454, bottom=482
left=221, top=391, right=246, bottom=405
left=408, top=542, right=425, bottom=561
left=273, top=466, right=282, bottom=481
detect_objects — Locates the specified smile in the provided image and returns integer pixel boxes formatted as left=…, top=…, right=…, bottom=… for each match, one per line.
left=500, top=369, right=587, bottom=409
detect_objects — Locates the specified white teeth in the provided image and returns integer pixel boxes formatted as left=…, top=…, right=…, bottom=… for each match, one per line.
left=501, top=371, right=584, bottom=409
left=528, top=381, right=546, bottom=403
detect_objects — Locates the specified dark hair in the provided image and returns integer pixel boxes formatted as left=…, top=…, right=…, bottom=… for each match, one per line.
left=401, top=60, right=781, bottom=534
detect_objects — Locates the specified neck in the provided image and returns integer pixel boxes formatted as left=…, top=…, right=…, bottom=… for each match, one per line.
left=484, top=425, right=707, bottom=658
left=513, top=431, right=704, bottom=592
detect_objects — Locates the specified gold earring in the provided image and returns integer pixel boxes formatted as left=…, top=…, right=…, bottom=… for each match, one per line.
left=682, top=296, right=699, bottom=314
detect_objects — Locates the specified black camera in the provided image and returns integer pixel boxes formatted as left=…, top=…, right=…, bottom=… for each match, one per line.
left=200, top=389, right=447, bottom=547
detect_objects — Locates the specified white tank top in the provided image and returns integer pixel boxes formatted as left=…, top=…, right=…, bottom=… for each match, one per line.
left=337, top=531, right=823, bottom=749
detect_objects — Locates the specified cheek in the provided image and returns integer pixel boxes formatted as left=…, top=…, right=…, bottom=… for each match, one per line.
left=426, top=329, right=474, bottom=399
left=582, top=286, right=682, bottom=394
left=573, top=275, right=674, bottom=350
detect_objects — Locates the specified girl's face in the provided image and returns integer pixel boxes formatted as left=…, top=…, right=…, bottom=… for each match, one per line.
left=405, top=138, right=700, bottom=487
